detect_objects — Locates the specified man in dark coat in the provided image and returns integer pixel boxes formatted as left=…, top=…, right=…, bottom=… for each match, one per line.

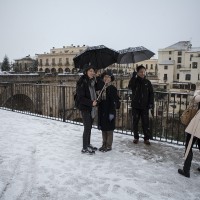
left=98, top=70, right=121, bottom=152
left=128, top=65, right=154, bottom=145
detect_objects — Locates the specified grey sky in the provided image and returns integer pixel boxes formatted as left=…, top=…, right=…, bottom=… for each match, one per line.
left=0, top=0, right=200, bottom=62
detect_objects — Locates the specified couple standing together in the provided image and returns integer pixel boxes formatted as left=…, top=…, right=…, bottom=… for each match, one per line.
left=76, top=64, right=153, bottom=155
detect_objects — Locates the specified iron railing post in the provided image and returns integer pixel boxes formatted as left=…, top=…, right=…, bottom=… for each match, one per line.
left=10, top=83, right=14, bottom=111
left=62, top=86, right=66, bottom=122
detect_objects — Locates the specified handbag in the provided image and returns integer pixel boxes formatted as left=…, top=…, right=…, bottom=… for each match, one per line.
left=180, top=96, right=198, bottom=126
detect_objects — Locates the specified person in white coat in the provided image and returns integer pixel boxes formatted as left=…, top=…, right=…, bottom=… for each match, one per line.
left=178, top=82, right=200, bottom=178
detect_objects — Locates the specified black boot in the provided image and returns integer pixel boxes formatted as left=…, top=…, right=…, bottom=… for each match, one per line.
left=99, top=145, right=107, bottom=152
left=88, top=144, right=98, bottom=151
left=178, top=169, right=190, bottom=178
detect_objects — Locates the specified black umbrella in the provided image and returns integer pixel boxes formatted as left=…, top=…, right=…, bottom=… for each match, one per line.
left=117, top=46, right=155, bottom=64
left=73, top=45, right=119, bottom=69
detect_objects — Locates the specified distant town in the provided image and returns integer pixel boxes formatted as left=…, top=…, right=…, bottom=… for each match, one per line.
left=0, top=41, right=200, bottom=95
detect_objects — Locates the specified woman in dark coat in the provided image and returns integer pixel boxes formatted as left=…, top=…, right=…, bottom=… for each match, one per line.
left=178, top=83, right=200, bottom=178
left=98, top=71, right=120, bottom=152
left=76, top=64, right=104, bottom=154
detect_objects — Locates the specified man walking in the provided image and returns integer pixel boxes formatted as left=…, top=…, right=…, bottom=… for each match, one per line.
left=128, top=65, right=154, bottom=145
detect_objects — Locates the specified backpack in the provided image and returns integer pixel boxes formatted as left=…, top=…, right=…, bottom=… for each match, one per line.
left=74, top=81, right=83, bottom=109
left=74, top=92, right=80, bottom=109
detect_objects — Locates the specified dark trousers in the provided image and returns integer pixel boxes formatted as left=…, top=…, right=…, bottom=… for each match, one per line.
left=132, top=108, right=150, bottom=140
left=183, top=133, right=198, bottom=173
left=81, top=110, right=93, bottom=149
left=102, top=131, right=113, bottom=149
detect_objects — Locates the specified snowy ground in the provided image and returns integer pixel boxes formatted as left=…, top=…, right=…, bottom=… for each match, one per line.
left=0, top=110, right=200, bottom=200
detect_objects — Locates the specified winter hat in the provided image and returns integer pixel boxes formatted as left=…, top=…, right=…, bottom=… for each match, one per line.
left=83, top=64, right=95, bottom=75
left=101, top=70, right=115, bottom=82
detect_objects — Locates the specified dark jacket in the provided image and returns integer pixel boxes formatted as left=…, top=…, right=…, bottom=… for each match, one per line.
left=98, top=85, right=120, bottom=131
left=128, top=76, right=154, bottom=110
left=76, top=75, right=104, bottom=111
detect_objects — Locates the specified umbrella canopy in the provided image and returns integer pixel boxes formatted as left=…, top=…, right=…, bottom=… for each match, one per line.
left=117, top=46, right=155, bottom=64
left=73, top=45, right=119, bottom=69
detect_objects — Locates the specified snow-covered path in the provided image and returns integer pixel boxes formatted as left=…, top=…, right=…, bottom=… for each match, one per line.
left=0, top=110, right=200, bottom=200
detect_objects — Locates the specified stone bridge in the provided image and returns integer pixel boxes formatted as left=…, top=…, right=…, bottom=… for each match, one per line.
left=0, top=74, right=130, bottom=122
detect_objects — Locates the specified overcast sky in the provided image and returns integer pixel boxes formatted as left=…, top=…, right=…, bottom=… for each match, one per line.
left=0, top=0, right=200, bottom=62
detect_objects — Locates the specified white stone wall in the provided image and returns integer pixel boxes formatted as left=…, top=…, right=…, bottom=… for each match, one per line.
left=158, top=42, right=200, bottom=87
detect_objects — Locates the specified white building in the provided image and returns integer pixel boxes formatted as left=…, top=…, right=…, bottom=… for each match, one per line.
left=158, top=41, right=200, bottom=85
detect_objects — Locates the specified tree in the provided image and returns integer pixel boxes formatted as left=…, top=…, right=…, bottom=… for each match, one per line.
left=1, top=55, right=10, bottom=71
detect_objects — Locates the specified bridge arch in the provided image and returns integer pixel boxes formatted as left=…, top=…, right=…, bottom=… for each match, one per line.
left=5, top=94, right=34, bottom=112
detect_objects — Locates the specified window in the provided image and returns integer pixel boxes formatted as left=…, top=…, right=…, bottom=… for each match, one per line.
left=45, top=59, right=49, bottom=66
left=169, top=57, right=171, bottom=60
left=185, top=74, right=191, bottom=80
left=190, top=54, right=193, bottom=61
left=58, top=58, right=62, bottom=66
left=66, top=58, right=69, bottom=66
left=192, top=62, right=198, bottom=69
left=169, top=51, right=171, bottom=54
left=198, top=74, right=200, bottom=80
left=163, top=74, right=167, bottom=81
left=52, top=58, right=55, bottom=65
left=164, top=65, right=168, bottom=70
left=146, top=64, right=148, bottom=69
left=151, top=64, right=153, bottom=69
left=40, top=59, right=42, bottom=66
left=178, top=51, right=182, bottom=56
left=177, top=73, right=179, bottom=79
left=177, top=65, right=181, bottom=69
left=177, top=57, right=181, bottom=63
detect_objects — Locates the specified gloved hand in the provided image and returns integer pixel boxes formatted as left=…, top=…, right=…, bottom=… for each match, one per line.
left=109, top=114, right=114, bottom=121
left=149, top=109, right=154, bottom=118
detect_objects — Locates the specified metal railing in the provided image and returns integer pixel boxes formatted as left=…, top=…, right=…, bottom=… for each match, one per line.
left=0, top=82, right=194, bottom=146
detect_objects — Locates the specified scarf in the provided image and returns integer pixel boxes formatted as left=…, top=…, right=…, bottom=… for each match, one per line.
left=101, top=82, right=112, bottom=100
left=89, top=79, right=97, bottom=119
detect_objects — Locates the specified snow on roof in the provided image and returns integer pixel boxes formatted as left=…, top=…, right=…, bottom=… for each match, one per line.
left=187, top=47, right=200, bottom=52
left=164, top=41, right=192, bottom=50
left=159, top=60, right=174, bottom=65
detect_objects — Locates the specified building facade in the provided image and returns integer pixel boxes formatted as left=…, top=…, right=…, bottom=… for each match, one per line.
left=158, top=41, right=200, bottom=90
left=14, top=56, right=37, bottom=73
left=37, top=45, right=87, bottom=74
